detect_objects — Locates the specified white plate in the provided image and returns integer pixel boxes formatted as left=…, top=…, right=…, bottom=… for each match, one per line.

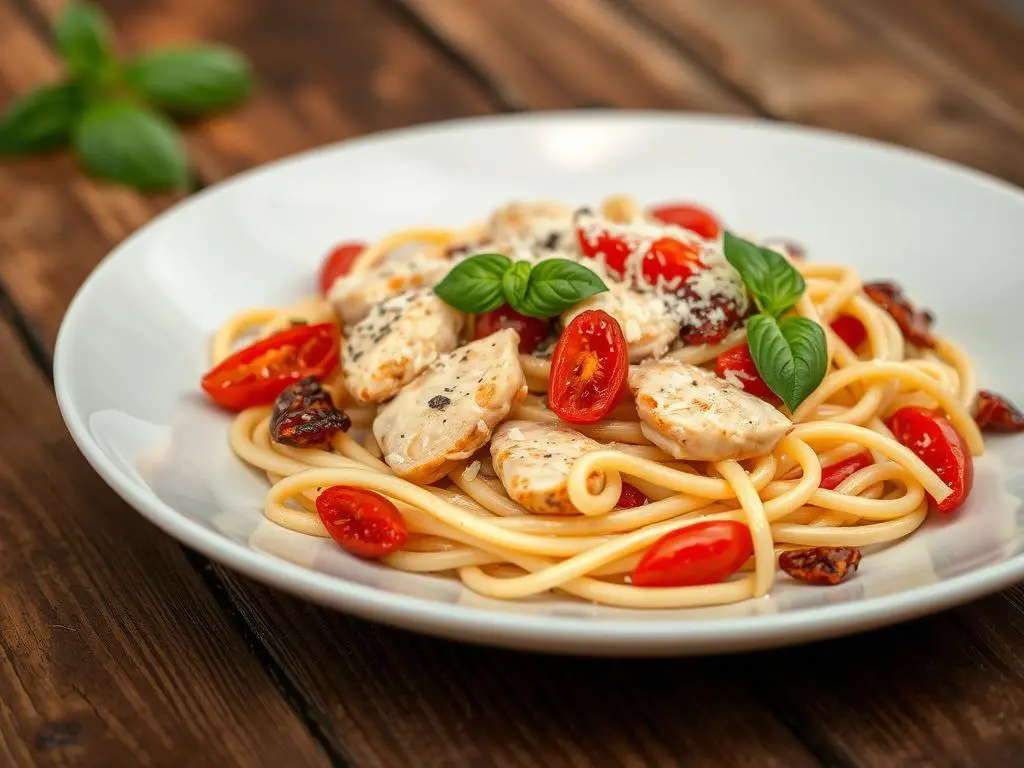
left=54, top=111, right=1024, bottom=656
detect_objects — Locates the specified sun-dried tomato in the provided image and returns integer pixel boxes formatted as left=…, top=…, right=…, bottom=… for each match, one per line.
left=270, top=376, right=351, bottom=447
left=779, top=546, right=862, bottom=585
left=974, top=389, right=1024, bottom=432
left=678, top=286, right=749, bottom=346
left=863, top=281, right=935, bottom=349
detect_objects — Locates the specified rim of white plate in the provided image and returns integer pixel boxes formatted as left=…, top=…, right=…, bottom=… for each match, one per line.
left=53, top=110, right=1024, bottom=656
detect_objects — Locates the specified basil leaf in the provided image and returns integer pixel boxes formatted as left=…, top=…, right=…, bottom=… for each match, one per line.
left=516, top=258, right=608, bottom=318
left=0, top=82, right=82, bottom=155
left=55, top=2, right=114, bottom=81
left=724, top=231, right=805, bottom=317
left=746, top=314, right=827, bottom=412
left=125, top=46, right=253, bottom=115
left=502, top=261, right=531, bottom=309
left=433, top=253, right=511, bottom=314
left=73, top=102, right=189, bottom=190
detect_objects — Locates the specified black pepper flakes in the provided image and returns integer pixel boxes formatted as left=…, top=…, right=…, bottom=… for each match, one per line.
left=428, top=395, right=451, bottom=410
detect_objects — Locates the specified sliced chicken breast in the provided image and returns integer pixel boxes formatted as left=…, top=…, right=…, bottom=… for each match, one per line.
left=562, top=280, right=682, bottom=363
left=328, top=254, right=452, bottom=327
left=343, top=289, right=464, bottom=404
left=490, top=420, right=604, bottom=515
left=374, top=329, right=527, bottom=484
left=629, top=360, right=791, bottom=461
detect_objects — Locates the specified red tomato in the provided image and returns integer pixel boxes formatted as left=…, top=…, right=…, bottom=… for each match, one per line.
left=617, top=483, right=648, bottom=508
left=820, top=451, right=873, bottom=491
left=315, top=486, right=408, bottom=558
left=576, top=226, right=704, bottom=285
left=831, top=314, right=867, bottom=349
left=714, top=344, right=778, bottom=401
left=887, top=406, right=974, bottom=514
left=474, top=305, right=550, bottom=353
left=641, top=237, right=705, bottom=286
left=678, top=286, right=748, bottom=346
left=631, top=521, right=753, bottom=588
left=649, top=203, right=721, bottom=240
left=548, top=309, right=629, bottom=424
left=201, top=323, right=340, bottom=411
left=318, top=242, right=366, bottom=295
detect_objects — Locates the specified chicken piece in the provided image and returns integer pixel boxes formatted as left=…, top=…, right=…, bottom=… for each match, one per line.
left=490, top=420, right=604, bottom=515
left=343, top=290, right=464, bottom=404
left=629, top=360, right=791, bottom=461
left=374, top=329, right=527, bottom=483
left=328, top=253, right=452, bottom=327
left=562, top=280, right=682, bottom=363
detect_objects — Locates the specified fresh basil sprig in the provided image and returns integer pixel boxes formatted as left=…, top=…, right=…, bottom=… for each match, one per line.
left=434, top=254, right=608, bottom=318
left=0, top=2, right=253, bottom=191
left=746, top=315, right=827, bottom=412
left=724, top=231, right=826, bottom=411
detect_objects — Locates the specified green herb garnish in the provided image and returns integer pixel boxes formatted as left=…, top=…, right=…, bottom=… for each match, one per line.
left=434, top=254, right=608, bottom=318
left=0, top=2, right=252, bottom=191
left=724, top=231, right=826, bottom=411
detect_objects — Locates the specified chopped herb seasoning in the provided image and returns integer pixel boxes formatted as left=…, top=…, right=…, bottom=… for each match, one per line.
left=428, top=395, right=451, bottom=410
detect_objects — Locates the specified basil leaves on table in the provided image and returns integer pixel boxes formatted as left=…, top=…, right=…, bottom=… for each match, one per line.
left=0, top=2, right=253, bottom=191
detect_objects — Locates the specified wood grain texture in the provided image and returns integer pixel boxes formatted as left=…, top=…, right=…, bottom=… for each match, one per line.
left=834, top=0, right=1024, bottom=130
left=0, top=313, right=329, bottom=766
left=217, top=573, right=819, bottom=768
left=396, top=0, right=750, bottom=112
left=79, top=0, right=498, bottom=179
left=618, top=0, right=1024, bottom=185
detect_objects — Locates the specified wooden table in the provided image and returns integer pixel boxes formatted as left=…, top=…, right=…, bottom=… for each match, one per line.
left=3, top=1, right=1024, bottom=765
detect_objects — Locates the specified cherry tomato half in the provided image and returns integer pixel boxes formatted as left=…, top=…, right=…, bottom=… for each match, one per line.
left=820, top=451, right=873, bottom=491
left=830, top=314, right=867, bottom=350
left=576, top=222, right=704, bottom=285
left=887, top=406, right=973, bottom=514
left=475, top=305, right=550, bottom=354
left=318, top=241, right=366, bottom=295
left=648, top=203, right=721, bottom=240
left=201, top=323, right=340, bottom=411
left=631, top=521, right=753, bottom=588
left=715, top=343, right=778, bottom=402
left=315, top=486, right=408, bottom=558
left=548, top=309, right=629, bottom=424
left=617, top=483, right=648, bottom=508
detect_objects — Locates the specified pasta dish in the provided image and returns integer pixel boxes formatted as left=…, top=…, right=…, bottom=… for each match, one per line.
left=199, top=196, right=1024, bottom=609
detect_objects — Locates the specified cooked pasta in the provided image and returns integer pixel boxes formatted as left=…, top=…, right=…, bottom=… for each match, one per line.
left=199, top=196, right=1010, bottom=609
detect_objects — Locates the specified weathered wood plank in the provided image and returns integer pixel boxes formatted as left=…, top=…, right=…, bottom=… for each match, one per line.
left=619, top=0, right=1024, bottom=185
left=833, top=0, right=1024, bottom=130
left=220, top=574, right=819, bottom=768
left=396, top=0, right=750, bottom=112
left=0, top=311, right=330, bottom=766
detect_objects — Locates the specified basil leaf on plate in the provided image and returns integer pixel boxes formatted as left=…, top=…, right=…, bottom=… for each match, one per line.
left=746, top=313, right=827, bottom=412
left=501, top=260, right=532, bottom=309
left=724, top=231, right=805, bottom=318
left=433, top=253, right=511, bottom=314
left=125, top=45, right=253, bottom=115
left=74, top=101, right=189, bottom=189
left=0, top=82, right=83, bottom=155
left=56, top=2, right=114, bottom=81
left=517, top=258, right=608, bottom=318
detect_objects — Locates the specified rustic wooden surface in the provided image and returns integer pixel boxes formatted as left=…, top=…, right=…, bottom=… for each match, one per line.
left=2, top=0, right=1024, bottom=764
